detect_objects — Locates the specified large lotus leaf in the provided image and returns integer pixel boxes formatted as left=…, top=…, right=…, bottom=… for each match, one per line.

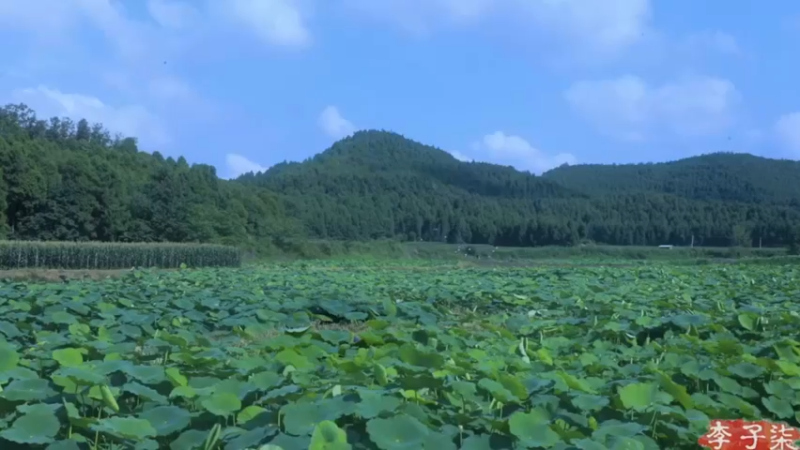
left=135, top=439, right=160, bottom=450
left=508, top=410, right=560, bottom=449
left=223, top=426, right=278, bottom=450
left=727, top=362, right=764, bottom=379
left=126, top=365, right=167, bottom=384
left=274, top=349, right=314, bottom=370
left=52, top=348, right=84, bottom=367
left=592, top=420, right=647, bottom=441
left=762, top=396, right=794, bottom=419
left=93, top=417, right=157, bottom=440
left=53, top=366, right=106, bottom=385
left=201, top=392, right=242, bottom=416
left=571, top=393, right=610, bottom=412
left=0, top=409, right=60, bottom=444
left=2, top=378, right=57, bottom=401
left=268, top=432, right=311, bottom=449
left=251, top=372, right=283, bottom=391
left=653, top=371, right=693, bottom=410
left=0, top=341, right=20, bottom=372
left=139, top=406, right=192, bottom=436
left=123, top=382, right=169, bottom=404
left=308, top=421, right=349, bottom=450
left=618, top=382, right=659, bottom=411
left=170, top=429, right=207, bottom=450
left=0, top=321, right=21, bottom=339
left=356, top=392, right=402, bottom=419
left=477, top=378, right=517, bottom=403
left=459, top=434, right=516, bottom=450
left=397, top=344, right=445, bottom=369
left=45, top=439, right=83, bottom=450
left=366, top=415, right=429, bottom=450
left=281, top=402, right=332, bottom=436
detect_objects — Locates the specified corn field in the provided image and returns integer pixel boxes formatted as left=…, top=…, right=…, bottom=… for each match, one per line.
left=0, top=241, right=241, bottom=270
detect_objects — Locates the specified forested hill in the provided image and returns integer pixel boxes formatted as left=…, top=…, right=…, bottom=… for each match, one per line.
left=542, top=153, right=800, bottom=206
left=2, top=103, right=800, bottom=250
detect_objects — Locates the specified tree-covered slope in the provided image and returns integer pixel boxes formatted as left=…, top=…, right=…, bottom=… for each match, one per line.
left=0, top=103, right=300, bottom=249
left=241, top=130, right=800, bottom=247
left=2, top=103, right=799, bottom=250
left=542, top=152, right=800, bottom=206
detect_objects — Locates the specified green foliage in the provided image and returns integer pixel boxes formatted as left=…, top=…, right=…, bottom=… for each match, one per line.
left=0, top=261, right=797, bottom=449
left=0, top=240, right=240, bottom=269
left=3, top=104, right=800, bottom=252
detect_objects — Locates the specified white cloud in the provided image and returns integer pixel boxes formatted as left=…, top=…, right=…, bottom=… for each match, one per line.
left=345, top=0, right=650, bottom=57
left=682, top=31, right=741, bottom=56
left=225, top=153, right=268, bottom=178
left=11, top=85, right=169, bottom=148
left=343, top=0, right=493, bottom=35
left=520, top=0, right=651, bottom=60
left=449, top=150, right=471, bottom=162
left=466, top=131, right=576, bottom=174
left=565, top=75, right=740, bottom=141
left=213, top=0, right=312, bottom=48
left=147, top=0, right=199, bottom=29
left=774, top=113, right=800, bottom=157
left=318, top=106, right=356, bottom=139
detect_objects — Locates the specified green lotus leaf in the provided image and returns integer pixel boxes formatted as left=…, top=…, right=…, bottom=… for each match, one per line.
left=727, top=362, right=764, bottom=379
left=397, top=344, right=444, bottom=369
left=571, top=393, right=610, bottom=412
left=0, top=409, right=60, bottom=444
left=2, top=378, right=57, bottom=402
left=224, top=426, right=278, bottom=450
left=170, top=429, right=207, bottom=450
left=366, top=415, right=429, bottom=450
left=573, top=439, right=610, bottom=450
left=123, top=382, right=169, bottom=404
left=618, top=382, right=659, bottom=411
left=126, top=365, right=167, bottom=384
left=250, top=372, right=283, bottom=390
left=44, top=439, right=83, bottom=450
left=267, top=433, right=310, bottom=449
left=52, top=348, right=84, bottom=367
left=762, top=395, right=794, bottom=419
left=477, top=378, right=516, bottom=403
left=309, top=420, right=349, bottom=450
left=356, top=392, right=402, bottom=419
left=592, top=420, right=647, bottom=441
left=135, top=439, right=159, bottom=450
left=92, top=417, right=157, bottom=440
left=422, top=432, right=456, bottom=450
left=281, top=402, right=332, bottom=436
left=737, top=314, right=755, bottom=331
left=139, top=406, right=192, bottom=436
left=509, top=422, right=560, bottom=449
left=0, top=340, right=20, bottom=372
left=201, top=392, right=242, bottom=416
left=170, top=385, right=197, bottom=399
left=653, top=371, right=693, bottom=410
left=0, top=321, right=21, bottom=340
left=54, top=366, right=106, bottom=385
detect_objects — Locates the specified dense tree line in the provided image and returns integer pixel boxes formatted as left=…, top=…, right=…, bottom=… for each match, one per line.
left=0, top=104, right=300, bottom=251
left=2, top=104, right=799, bottom=250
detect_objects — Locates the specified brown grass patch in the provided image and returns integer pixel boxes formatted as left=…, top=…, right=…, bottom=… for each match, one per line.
left=0, top=268, right=135, bottom=283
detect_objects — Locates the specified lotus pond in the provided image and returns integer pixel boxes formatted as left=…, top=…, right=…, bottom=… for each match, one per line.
left=0, top=262, right=799, bottom=449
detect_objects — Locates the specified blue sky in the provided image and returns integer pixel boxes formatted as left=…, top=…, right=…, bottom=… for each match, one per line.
left=2, top=0, right=800, bottom=178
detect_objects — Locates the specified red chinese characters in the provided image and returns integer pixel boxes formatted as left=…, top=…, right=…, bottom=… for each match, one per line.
left=698, top=420, right=800, bottom=450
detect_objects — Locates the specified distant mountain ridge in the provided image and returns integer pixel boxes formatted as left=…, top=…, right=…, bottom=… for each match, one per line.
left=2, top=101, right=798, bottom=250
left=237, top=130, right=800, bottom=247
left=541, top=152, right=800, bottom=206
